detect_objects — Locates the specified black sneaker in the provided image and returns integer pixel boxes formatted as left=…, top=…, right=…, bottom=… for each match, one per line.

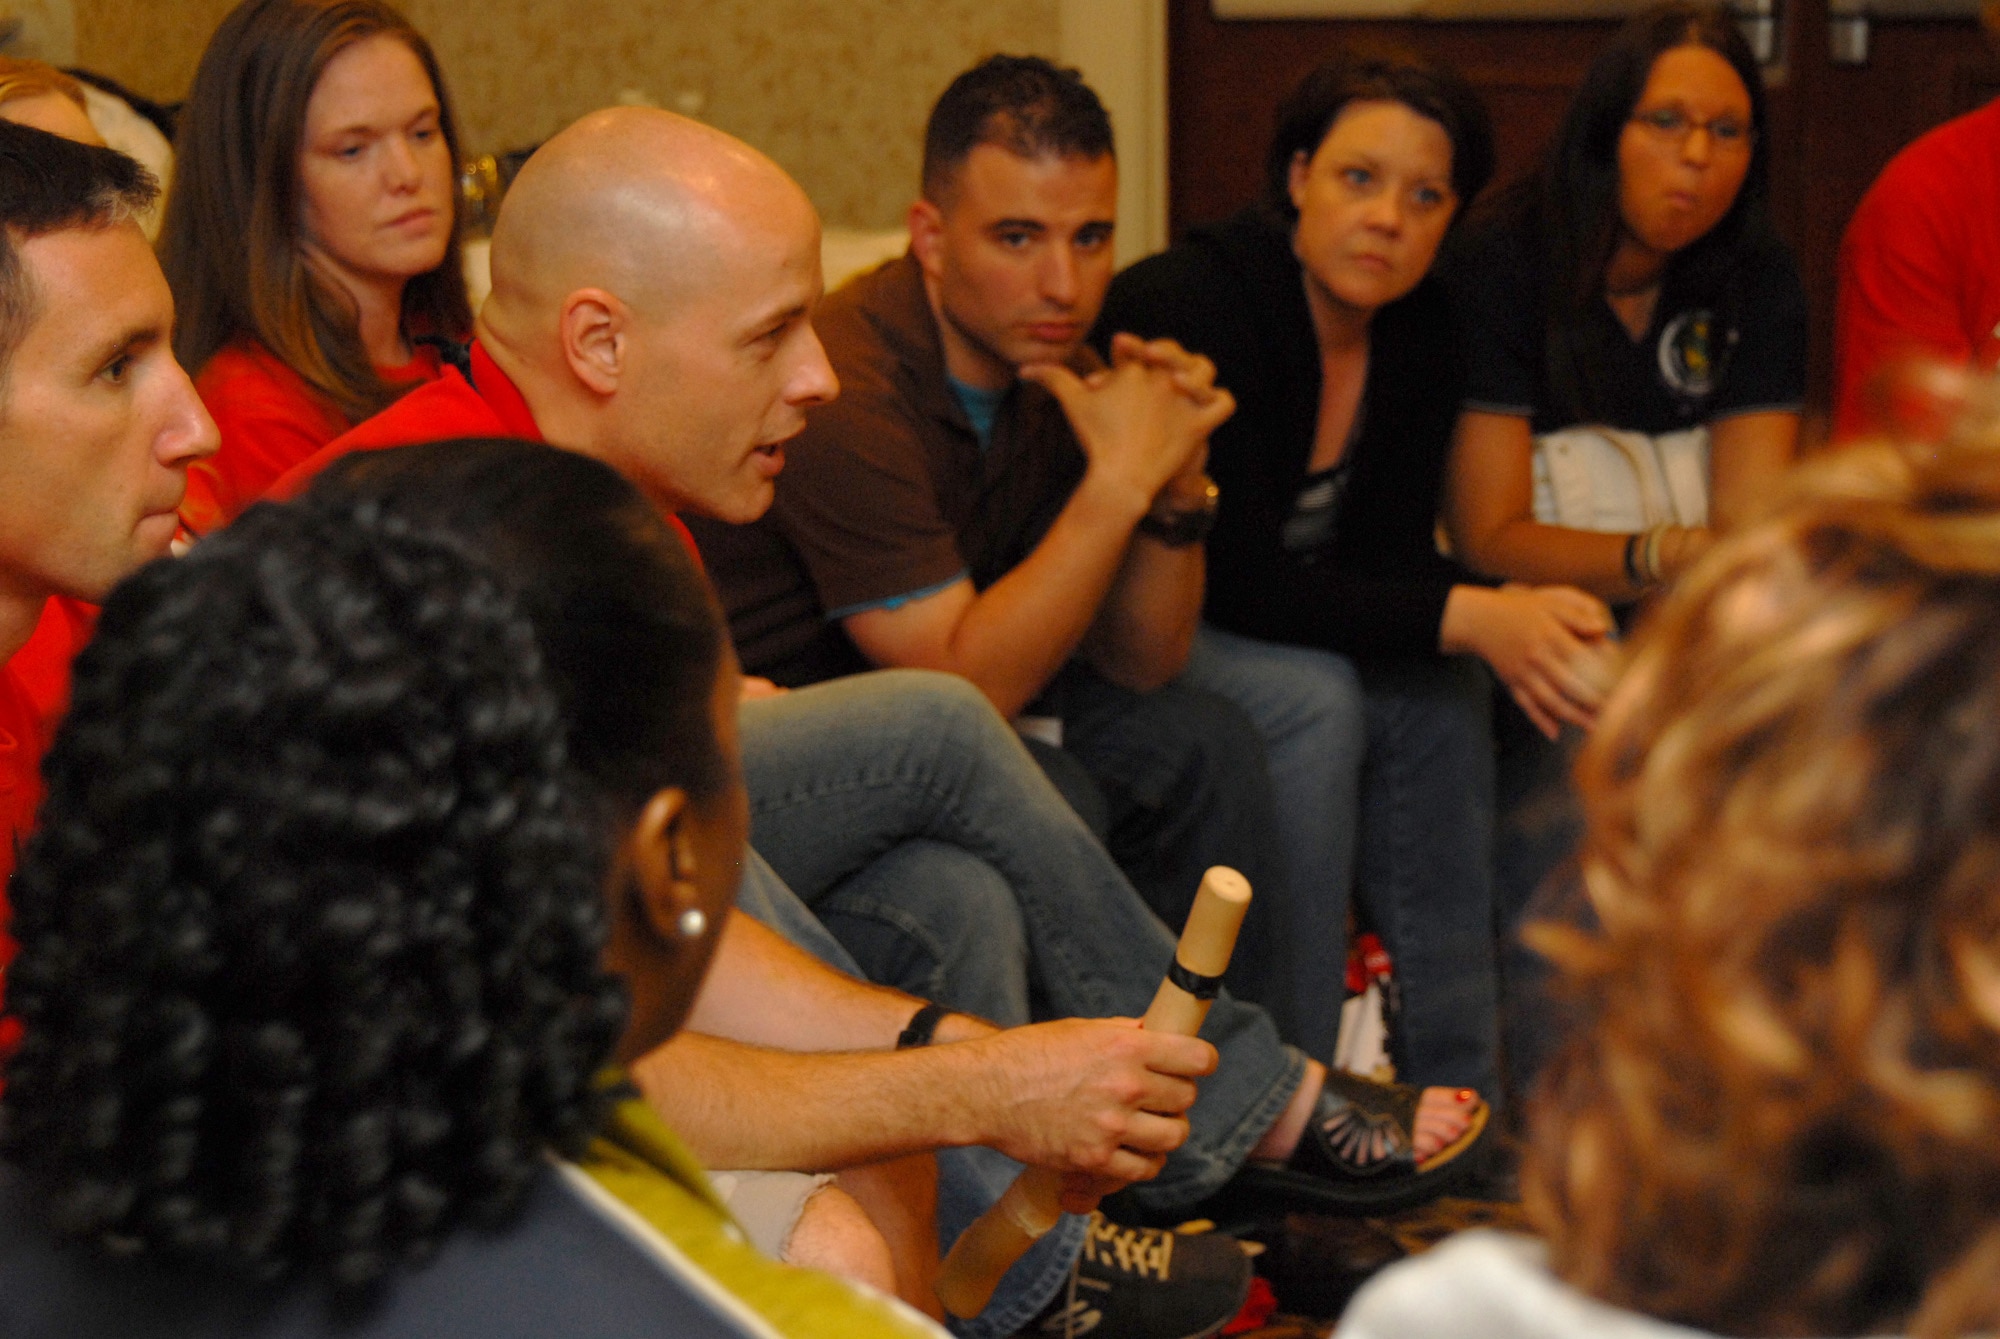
left=1026, top=1212, right=1253, bottom=1339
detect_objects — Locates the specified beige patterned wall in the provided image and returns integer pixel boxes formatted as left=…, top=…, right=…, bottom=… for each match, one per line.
left=407, top=0, right=1059, bottom=228
left=3, top=0, right=76, bottom=64
left=72, top=0, right=237, bottom=100
left=57, top=0, right=1060, bottom=229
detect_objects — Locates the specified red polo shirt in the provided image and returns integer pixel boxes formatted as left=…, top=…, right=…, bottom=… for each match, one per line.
left=183, top=337, right=444, bottom=536
left=271, top=340, right=699, bottom=560
left=270, top=340, right=535, bottom=493
left=2, top=596, right=93, bottom=885
left=2, top=594, right=96, bottom=1063
left=1834, top=99, right=2000, bottom=439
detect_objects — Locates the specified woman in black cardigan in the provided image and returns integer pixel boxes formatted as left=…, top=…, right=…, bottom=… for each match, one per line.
left=1097, top=49, right=1615, bottom=1101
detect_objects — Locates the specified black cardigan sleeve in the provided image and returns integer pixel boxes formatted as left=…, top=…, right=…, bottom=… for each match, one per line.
left=1097, top=212, right=1476, bottom=662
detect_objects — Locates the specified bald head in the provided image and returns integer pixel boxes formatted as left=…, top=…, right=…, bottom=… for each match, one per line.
left=486, top=107, right=815, bottom=331
left=473, top=107, right=838, bottom=526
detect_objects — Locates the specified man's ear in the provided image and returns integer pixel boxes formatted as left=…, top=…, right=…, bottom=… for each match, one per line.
left=907, top=198, right=947, bottom=281
left=558, top=287, right=628, bottom=397
left=624, top=786, right=700, bottom=943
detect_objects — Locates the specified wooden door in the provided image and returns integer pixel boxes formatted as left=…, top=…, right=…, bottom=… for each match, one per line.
left=1166, top=0, right=1999, bottom=432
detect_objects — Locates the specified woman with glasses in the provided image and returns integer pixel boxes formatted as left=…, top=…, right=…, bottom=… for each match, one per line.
left=1443, top=0, right=1804, bottom=606
left=1439, top=1, right=1804, bottom=1100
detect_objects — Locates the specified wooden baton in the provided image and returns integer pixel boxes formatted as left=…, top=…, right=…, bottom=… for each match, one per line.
left=933, top=866, right=1253, bottom=1319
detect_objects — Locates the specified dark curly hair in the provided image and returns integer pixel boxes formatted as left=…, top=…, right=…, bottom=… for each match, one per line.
left=0, top=471, right=629, bottom=1289
left=303, top=438, right=733, bottom=819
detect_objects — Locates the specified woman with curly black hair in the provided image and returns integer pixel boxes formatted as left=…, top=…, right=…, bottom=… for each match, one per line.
left=0, top=438, right=941, bottom=1338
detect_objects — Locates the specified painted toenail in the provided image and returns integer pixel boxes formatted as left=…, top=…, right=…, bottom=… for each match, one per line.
left=1456, top=1089, right=1477, bottom=1103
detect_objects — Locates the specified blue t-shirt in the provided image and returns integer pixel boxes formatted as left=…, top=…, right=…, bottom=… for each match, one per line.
left=947, top=374, right=1009, bottom=449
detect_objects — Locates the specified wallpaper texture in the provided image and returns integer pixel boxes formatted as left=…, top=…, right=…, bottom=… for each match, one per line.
left=63, top=0, right=1061, bottom=228
left=74, top=0, right=237, bottom=100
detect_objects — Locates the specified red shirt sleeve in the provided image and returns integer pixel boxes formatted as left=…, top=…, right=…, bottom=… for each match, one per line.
left=1834, top=179, right=1968, bottom=440
left=1, top=597, right=92, bottom=881
left=0, top=670, right=47, bottom=896
left=186, top=341, right=353, bottom=535
left=185, top=341, right=447, bottom=534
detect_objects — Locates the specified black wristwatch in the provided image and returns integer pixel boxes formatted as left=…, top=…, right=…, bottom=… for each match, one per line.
left=896, top=1001, right=952, bottom=1049
left=1136, top=476, right=1220, bottom=548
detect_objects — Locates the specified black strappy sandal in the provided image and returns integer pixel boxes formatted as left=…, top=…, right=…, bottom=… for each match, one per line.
left=1231, top=1070, right=1492, bottom=1216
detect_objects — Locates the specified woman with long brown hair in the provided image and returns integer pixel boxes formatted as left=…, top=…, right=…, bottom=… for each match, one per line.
left=1343, top=381, right=2000, bottom=1337
left=159, top=0, right=471, bottom=535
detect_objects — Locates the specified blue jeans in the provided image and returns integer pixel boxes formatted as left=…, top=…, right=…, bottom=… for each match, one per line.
left=1182, top=626, right=1501, bottom=1099
left=1030, top=661, right=1280, bottom=927
left=736, top=671, right=1305, bottom=1334
left=1493, top=698, right=1586, bottom=1107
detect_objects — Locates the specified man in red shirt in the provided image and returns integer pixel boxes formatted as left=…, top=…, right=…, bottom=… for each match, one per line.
left=0, top=122, right=217, bottom=1071
left=0, top=121, right=217, bottom=889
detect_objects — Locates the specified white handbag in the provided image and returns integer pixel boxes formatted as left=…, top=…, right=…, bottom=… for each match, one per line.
left=1530, top=424, right=1710, bottom=532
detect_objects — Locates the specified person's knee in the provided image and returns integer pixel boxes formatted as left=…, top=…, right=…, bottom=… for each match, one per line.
left=1281, top=661, right=1366, bottom=747
left=783, top=1185, right=899, bottom=1297
left=817, top=843, right=1030, bottom=1018
left=869, top=666, right=1002, bottom=732
left=835, top=1156, right=943, bottom=1319
left=1190, top=631, right=1365, bottom=745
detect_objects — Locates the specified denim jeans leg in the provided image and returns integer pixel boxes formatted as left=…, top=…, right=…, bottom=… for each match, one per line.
left=731, top=838, right=1083, bottom=1337
left=733, top=843, right=866, bottom=972
left=1041, top=663, right=1282, bottom=932
left=1493, top=698, right=1586, bottom=1107
left=737, top=668, right=1304, bottom=1212
left=814, top=838, right=1035, bottom=1026
left=1179, top=625, right=1367, bottom=1061
left=1354, top=657, right=1501, bottom=1099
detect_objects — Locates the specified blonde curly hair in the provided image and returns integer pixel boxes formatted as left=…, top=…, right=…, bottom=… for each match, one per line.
left=1527, top=385, right=2000, bottom=1338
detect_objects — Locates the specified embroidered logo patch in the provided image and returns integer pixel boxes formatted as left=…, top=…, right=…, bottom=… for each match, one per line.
left=1657, top=308, right=1735, bottom=398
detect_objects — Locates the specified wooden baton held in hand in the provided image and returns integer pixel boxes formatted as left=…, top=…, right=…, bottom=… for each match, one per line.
left=933, top=866, right=1253, bottom=1319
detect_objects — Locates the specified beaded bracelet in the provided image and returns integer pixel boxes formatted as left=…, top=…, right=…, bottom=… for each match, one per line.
left=1640, top=523, right=1669, bottom=586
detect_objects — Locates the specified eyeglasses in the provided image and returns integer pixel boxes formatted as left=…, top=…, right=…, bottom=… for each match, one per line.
left=1629, top=106, right=1755, bottom=151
